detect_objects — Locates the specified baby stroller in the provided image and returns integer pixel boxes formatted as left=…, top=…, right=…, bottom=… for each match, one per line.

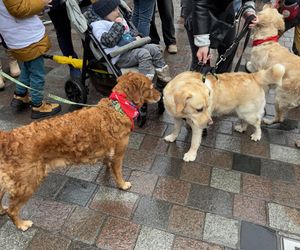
left=53, top=0, right=161, bottom=127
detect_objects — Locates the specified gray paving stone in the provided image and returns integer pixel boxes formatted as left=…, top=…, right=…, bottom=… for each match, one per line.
left=66, top=164, right=102, bottom=182
left=215, top=134, right=241, bottom=153
left=61, top=206, right=105, bottom=245
left=210, top=168, right=241, bottom=193
left=203, top=213, right=240, bottom=249
left=56, top=178, right=97, bottom=206
left=151, top=155, right=184, bottom=178
left=268, top=203, right=300, bottom=235
left=128, top=132, right=145, bottom=149
left=0, top=120, right=19, bottom=131
left=270, top=144, right=300, bottom=165
left=68, top=241, right=99, bottom=250
left=261, top=159, right=295, bottom=182
left=133, top=197, right=172, bottom=229
left=89, top=186, right=139, bottom=218
left=240, top=221, right=277, bottom=250
left=36, top=174, right=68, bottom=198
left=232, top=153, right=261, bottom=175
left=187, top=184, right=233, bottom=217
left=0, top=221, right=37, bottom=250
left=134, top=226, right=174, bottom=250
left=27, top=230, right=71, bottom=250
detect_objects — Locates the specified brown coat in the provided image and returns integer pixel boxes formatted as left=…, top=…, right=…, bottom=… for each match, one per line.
left=3, top=0, right=51, bottom=62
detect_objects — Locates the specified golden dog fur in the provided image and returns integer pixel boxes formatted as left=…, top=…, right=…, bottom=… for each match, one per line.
left=163, top=65, right=285, bottom=161
left=0, top=72, right=160, bottom=231
left=247, top=5, right=300, bottom=130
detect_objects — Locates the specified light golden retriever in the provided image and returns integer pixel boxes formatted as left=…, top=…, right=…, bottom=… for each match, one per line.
left=0, top=72, right=160, bottom=231
left=163, top=64, right=285, bottom=162
left=246, top=5, right=300, bottom=128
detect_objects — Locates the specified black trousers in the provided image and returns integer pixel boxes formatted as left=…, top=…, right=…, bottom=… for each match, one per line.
left=48, top=3, right=78, bottom=58
left=150, top=0, right=176, bottom=46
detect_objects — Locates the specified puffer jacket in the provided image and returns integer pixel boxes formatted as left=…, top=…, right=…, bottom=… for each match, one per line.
left=0, top=0, right=50, bottom=62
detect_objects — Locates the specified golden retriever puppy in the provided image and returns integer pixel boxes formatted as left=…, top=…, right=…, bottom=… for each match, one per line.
left=0, top=72, right=160, bottom=231
left=246, top=5, right=300, bottom=126
left=163, top=64, right=285, bottom=162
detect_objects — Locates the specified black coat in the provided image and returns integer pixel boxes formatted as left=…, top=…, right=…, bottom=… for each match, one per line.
left=184, top=0, right=254, bottom=35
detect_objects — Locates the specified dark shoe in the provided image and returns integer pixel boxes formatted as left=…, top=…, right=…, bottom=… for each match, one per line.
left=10, top=93, right=30, bottom=111
left=31, top=102, right=61, bottom=119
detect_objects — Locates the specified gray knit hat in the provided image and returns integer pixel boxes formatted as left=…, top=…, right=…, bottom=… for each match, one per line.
left=92, top=0, right=121, bottom=18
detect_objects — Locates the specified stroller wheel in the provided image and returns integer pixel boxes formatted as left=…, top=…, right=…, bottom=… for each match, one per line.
left=65, top=79, right=88, bottom=104
left=137, top=103, right=147, bottom=128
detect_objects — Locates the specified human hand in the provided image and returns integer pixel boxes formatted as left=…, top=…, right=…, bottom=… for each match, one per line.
left=196, top=46, right=210, bottom=64
left=42, top=0, right=52, bottom=7
left=115, top=17, right=123, bottom=23
left=244, top=13, right=259, bottom=29
left=136, top=36, right=141, bottom=40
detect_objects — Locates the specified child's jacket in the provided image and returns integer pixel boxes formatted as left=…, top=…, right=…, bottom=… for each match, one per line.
left=0, top=0, right=50, bottom=62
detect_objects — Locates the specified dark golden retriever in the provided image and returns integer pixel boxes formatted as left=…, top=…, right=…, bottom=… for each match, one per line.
left=0, top=72, right=160, bottom=231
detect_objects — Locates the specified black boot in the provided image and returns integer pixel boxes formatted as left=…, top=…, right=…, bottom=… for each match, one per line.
left=137, top=103, right=147, bottom=128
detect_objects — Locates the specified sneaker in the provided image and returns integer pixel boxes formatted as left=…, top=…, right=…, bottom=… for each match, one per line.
left=10, top=93, right=31, bottom=111
left=31, top=102, right=61, bottom=119
left=167, top=44, right=178, bottom=54
left=155, top=65, right=172, bottom=83
left=0, top=75, right=4, bottom=91
left=9, top=60, right=21, bottom=77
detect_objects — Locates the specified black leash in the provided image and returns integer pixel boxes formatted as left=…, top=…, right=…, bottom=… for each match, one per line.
left=214, top=14, right=256, bottom=73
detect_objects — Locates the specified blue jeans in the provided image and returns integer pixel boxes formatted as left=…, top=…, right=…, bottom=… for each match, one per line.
left=132, top=0, right=156, bottom=37
left=17, top=56, right=45, bottom=106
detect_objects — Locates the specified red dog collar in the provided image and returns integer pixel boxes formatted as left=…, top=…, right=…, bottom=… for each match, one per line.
left=252, top=35, right=279, bottom=47
left=109, top=92, right=139, bottom=130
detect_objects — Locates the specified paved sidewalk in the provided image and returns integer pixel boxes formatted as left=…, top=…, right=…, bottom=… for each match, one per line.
left=0, top=1, right=300, bottom=249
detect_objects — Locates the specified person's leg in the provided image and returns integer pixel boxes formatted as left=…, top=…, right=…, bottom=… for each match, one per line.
left=185, top=27, right=199, bottom=70
left=132, top=0, right=140, bottom=30
left=142, top=44, right=165, bottom=68
left=132, top=0, right=156, bottom=36
left=7, top=50, right=20, bottom=77
left=149, top=4, right=161, bottom=45
left=116, top=48, right=155, bottom=78
left=27, top=56, right=61, bottom=119
left=10, top=62, right=31, bottom=111
left=157, top=0, right=176, bottom=47
left=48, top=4, right=80, bottom=79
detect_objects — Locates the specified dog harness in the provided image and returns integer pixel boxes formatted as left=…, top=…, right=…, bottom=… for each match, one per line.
left=252, top=35, right=279, bottom=47
left=109, top=92, right=139, bottom=130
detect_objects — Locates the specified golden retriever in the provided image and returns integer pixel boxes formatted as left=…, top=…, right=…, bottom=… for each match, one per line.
left=163, top=64, right=285, bottom=162
left=0, top=72, right=160, bottom=231
left=246, top=5, right=300, bottom=127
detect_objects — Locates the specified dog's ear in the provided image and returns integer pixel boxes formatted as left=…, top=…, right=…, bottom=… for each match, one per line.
left=174, top=91, right=192, bottom=113
left=262, top=3, right=272, bottom=9
left=275, top=13, right=285, bottom=32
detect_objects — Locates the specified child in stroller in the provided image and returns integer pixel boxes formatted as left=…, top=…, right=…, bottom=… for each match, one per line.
left=85, top=0, right=172, bottom=120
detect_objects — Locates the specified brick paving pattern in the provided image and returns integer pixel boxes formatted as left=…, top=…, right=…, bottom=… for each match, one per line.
left=0, top=0, right=300, bottom=249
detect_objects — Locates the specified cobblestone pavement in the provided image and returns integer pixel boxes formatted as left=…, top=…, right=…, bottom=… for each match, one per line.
left=1, top=1, right=300, bottom=249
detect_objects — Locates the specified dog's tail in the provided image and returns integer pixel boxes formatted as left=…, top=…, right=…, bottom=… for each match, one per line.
left=258, top=64, right=285, bottom=87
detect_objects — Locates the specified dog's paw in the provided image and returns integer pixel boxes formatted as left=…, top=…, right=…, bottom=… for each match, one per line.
left=263, top=117, right=276, bottom=125
left=17, top=220, right=33, bottom=231
left=120, top=181, right=132, bottom=190
left=251, top=133, right=261, bottom=141
left=183, top=151, right=197, bottom=162
left=234, top=124, right=246, bottom=133
left=295, top=140, right=300, bottom=148
left=164, top=134, right=177, bottom=142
